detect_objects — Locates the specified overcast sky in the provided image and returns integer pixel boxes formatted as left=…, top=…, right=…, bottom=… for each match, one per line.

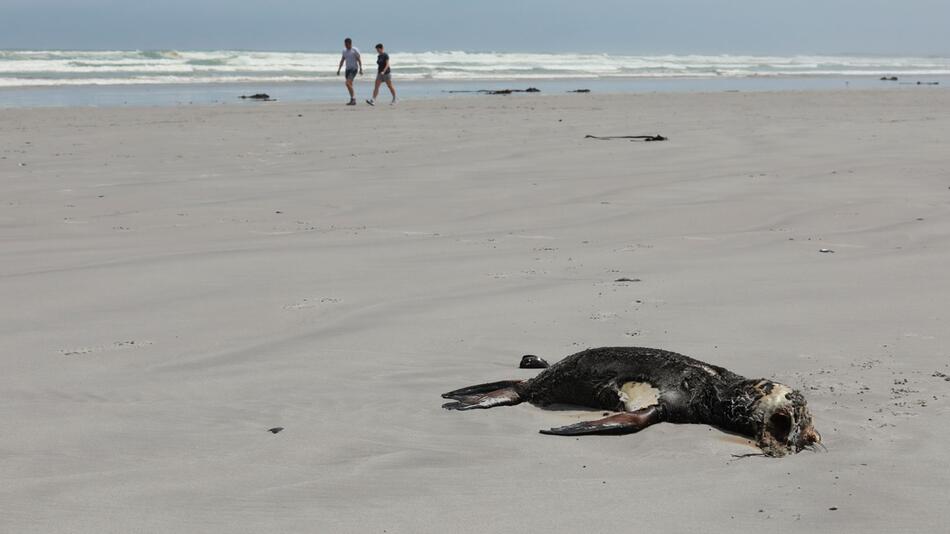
left=1, top=0, right=948, bottom=55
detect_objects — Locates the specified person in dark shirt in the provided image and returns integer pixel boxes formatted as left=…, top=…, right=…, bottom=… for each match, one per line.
left=366, top=43, right=396, bottom=106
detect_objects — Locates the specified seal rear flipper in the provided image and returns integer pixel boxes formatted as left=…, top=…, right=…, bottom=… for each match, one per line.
left=442, top=380, right=523, bottom=401
left=442, top=387, right=523, bottom=411
left=540, top=405, right=663, bottom=436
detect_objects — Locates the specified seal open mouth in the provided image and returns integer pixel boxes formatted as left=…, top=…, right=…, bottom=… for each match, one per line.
left=767, top=412, right=793, bottom=443
left=755, top=387, right=822, bottom=457
left=758, top=410, right=795, bottom=456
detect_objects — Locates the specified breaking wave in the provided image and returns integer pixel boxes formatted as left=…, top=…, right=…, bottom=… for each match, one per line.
left=2, top=50, right=949, bottom=87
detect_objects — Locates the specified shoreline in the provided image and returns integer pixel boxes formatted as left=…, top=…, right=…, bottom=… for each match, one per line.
left=2, top=74, right=947, bottom=109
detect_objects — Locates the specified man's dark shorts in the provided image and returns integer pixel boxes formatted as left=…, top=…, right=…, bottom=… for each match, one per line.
left=345, top=68, right=358, bottom=81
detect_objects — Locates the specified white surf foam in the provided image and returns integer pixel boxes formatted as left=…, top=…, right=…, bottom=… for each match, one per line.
left=2, top=50, right=949, bottom=87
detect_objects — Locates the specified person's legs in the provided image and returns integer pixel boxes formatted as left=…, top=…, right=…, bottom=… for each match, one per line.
left=386, top=79, right=396, bottom=102
left=344, top=69, right=357, bottom=103
left=373, top=78, right=382, bottom=100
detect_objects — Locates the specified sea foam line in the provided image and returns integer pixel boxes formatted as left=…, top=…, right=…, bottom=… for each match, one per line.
left=2, top=50, right=949, bottom=87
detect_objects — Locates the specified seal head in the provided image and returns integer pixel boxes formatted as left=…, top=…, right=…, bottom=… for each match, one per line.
left=750, top=381, right=821, bottom=457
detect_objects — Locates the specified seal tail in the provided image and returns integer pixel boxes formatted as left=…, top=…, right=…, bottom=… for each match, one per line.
left=441, top=380, right=525, bottom=411
left=442, top=380, right=522, bottom=400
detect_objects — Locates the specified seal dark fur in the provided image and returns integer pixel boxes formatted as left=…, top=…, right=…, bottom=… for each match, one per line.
left=442, top=347, right=821, bottom=457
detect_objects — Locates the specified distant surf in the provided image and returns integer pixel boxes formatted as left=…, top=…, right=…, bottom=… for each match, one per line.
left=2, top=50, right=950, bottom=87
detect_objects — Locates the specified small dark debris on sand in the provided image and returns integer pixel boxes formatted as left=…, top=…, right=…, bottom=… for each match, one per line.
left=240, top=93, right=275, bottom=101
left=569, top=89, right=591, bottom=93
left=586, top=134, right=668, bottom=142
left=268, top=427, right=284, bottom=434
left=933, top=371, right=950, bottom=381
left=880, top=76, right=898, bottom=81
left=615, top=277, right=642, bottom=283
left=520, top=355, right=550, bottom=369
left=447, top=88, right=540, bottom=95
left=819, top=248, right=835, bottom=254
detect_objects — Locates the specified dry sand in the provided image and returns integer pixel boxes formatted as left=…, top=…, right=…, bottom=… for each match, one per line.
left=2, top=89, right=949, bottom=532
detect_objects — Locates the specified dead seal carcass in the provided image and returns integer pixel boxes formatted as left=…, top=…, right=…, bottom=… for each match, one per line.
left=442, top=347, right=821, bottom=457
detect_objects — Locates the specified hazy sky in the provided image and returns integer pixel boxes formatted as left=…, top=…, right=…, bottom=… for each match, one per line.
left=1, top=0, right=948, bottom=55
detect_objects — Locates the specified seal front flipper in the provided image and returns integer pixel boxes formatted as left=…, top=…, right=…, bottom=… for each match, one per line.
left=540, top=406, right=663, bottom=436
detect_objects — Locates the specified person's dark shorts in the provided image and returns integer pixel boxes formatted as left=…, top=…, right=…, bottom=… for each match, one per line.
left=345, top=68, right=358, bottom=81
left=376, top=72, right=392, bottom=83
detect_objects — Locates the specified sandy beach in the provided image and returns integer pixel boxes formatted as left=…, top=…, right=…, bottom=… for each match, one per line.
left=2, top=89, right=949, bottom=532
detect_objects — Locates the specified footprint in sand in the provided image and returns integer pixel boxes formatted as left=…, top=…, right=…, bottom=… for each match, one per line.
left=61, top=347, right=94, bottom=356
left=284, top=297, right=342, bottom=310
left=60, top=340, right=152, bottom=356
left=589, top=311, right=620, bottom=321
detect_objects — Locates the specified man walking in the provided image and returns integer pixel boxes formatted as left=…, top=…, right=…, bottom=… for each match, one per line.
left=336, top=38, right=362, bottom=105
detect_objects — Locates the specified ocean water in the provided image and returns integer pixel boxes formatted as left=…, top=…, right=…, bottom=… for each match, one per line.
left=4, top=50, right=950, bottom=87
left=1, top=50, right=948, bottom=107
